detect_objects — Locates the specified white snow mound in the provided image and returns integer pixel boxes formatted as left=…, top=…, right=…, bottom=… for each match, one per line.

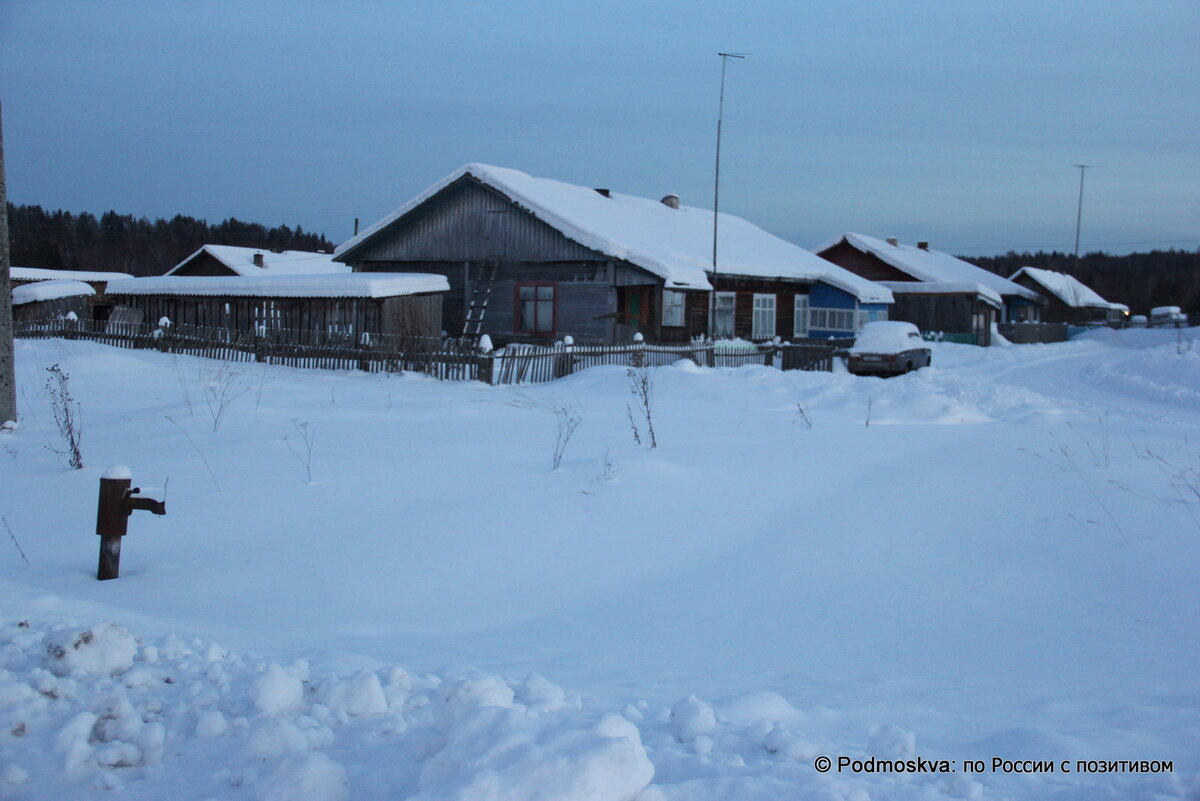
left=44, top=622, right=138, bottom=678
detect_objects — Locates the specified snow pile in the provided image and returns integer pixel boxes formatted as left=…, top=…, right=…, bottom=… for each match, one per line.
left=15, top=614, right=1187, bottom=801
left=0, top=617, right=660, bottom=800
left=257, top=752, right=348, bottom=801
left=44, top=621, right=138, bottom=677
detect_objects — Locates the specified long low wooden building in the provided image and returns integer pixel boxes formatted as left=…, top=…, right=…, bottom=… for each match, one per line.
left=105, top=273, right=449, bottom=339
left=333, top=163, right=892, bottom=345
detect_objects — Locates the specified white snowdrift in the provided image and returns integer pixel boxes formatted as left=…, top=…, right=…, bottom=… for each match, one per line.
left=0, top=327, right=1197, bottom=799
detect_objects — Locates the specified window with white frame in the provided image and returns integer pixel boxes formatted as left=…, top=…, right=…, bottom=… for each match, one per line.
left=662, top=290, right=686, bottom=327
left=808, top=307, right=856, bottom=332
left=793, top=294, right=809, bottom=337
left=752, top=294, right=776, bottom=340
left=714, top=292, right=736, bottom=338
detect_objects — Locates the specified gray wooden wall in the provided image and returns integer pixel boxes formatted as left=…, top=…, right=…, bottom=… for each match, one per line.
left=345, top=176, right=667, bottom=344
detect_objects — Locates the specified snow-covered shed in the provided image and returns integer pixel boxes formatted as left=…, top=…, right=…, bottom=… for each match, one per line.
left=814, top=233, right=1047, bottom=345
left=11, top=280, right=95, bottom=322
left=167, top=245, right=349, bottom=278
left=10, top=266, right=134, bottom=321
left=105, top=273, right=448, bottom=339
left=334, top=164, right=891, bottom=345
left=1009, top=267, right=1128, bottom=325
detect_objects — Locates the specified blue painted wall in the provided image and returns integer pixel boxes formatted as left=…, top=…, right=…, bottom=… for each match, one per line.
left=809, top=282, right=856, bottom=309
left=805, top=282, right=891, bottom=339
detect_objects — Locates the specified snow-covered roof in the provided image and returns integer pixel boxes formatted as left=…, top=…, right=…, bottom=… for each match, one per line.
left=11, top=266, right=133, bottom=283
left=878, top=280, right=1003, bottom=309
left=168, top=245, right=349, bottom=277
left=11, top=280, right=96, bottom=305
left=814, top=233, right=1041, bottom=302
left=336, top=164, right=892, bottom=303
left=107, top=273, right=449, bottom=299
left=1009, top=267, right=1115, bottom=309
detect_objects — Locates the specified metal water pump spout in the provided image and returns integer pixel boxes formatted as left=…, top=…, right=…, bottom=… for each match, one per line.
left=96, top=465, right=167, bottom=580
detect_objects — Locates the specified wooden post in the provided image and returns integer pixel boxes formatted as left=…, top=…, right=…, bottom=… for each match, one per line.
left=0, top=99, right=16, bottom=426
left=96, top=467, right=132, bottom=581
left=477, top=352, right=493, bottom=385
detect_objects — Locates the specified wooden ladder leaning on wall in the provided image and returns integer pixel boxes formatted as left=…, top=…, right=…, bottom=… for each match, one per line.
left=462, top=261, right=498, bottom=339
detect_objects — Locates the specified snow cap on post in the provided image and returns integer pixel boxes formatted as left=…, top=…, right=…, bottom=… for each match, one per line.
left=102, top=465, right=133, bottom=480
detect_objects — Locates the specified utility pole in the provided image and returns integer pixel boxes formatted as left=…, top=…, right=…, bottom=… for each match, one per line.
left=1073, top=164, right=1091, bottom=261
left=0, top=99, right=16, bottom=426
left=710, top=52, right=747, bottom=339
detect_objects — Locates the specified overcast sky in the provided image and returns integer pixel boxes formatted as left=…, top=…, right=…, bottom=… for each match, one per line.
left=2, top=0, right=1197, bottom=257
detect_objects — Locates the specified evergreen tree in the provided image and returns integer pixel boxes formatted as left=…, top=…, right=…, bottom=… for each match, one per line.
left=5, top=203, right=336, bottom=276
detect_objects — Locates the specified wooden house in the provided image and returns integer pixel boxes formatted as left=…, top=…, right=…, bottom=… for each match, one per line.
left=105, top=273, right=448, bottom=339
left=334, top=164, right=891, bottom=345
left=167, top=245, right=347, bottom=278
left=1009, top=267, right=1128, bottom=325
left=815, top=233, right=1045, bottom=345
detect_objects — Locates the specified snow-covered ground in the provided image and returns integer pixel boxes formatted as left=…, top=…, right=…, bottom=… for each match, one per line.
left=1, top=328, right=1197, bottom=800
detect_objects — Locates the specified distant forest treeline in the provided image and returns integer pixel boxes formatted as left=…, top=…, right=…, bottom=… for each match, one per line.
left=965, top=249, right=1200, bottom=314
left=6, top=203, right=336, bottom=277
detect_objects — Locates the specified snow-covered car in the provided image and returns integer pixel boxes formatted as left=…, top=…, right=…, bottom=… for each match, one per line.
left=847, top=321, right=932, bottom=376
left=1150, top=306, right=1182, bottom=327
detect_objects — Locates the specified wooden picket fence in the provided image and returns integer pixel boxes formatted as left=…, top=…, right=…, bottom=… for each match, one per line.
left=15, top=317, right=851, bottom=385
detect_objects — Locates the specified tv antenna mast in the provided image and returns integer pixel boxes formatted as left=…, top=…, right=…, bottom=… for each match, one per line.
left=1073, top=164, right=1092, bottom=260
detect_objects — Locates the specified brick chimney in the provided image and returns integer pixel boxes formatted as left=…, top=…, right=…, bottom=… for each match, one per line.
left=252, top=252, right=265, bottom=268
left=917, top=241, right=929, bottom=251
